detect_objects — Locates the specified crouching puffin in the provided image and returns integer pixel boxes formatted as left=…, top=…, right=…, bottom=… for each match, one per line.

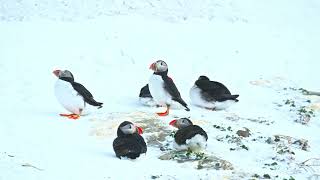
left=113, top=121, right=147, bottom=159
left=190, top=75, right=239, bottom=110
left=169, top=118, right=208, bottom=151
left=53, top=69, right=103, bottom=119
left=148, top=60, right=190, bottom=116
left=138, top=84, right=157, bottom=107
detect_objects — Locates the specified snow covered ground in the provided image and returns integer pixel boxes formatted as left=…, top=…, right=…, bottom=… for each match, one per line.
left=0, top=0, right=320, bottom=179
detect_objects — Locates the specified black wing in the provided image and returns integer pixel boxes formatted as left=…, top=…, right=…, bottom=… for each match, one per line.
left=174, top=125, right=208, bottom=145
left=139, top=84, right=152, bottom=98
left=71, top=82, right=103, bottom=108
left=133, top=134, right=147, bottom=154
left=113, top=135, right=147, bottom=159
left=195, top=80, right=239, bottom=102
left=162, top=76, right=190, bottom=111
left=195, top=80, right=231, bottom=95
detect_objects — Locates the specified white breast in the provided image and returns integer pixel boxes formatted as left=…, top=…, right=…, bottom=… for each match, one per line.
left=54, top=79, right=85, bottom=115
left=139, top=97, right=158, bottom=107
left=173, top=134, right=207, bottom=151
left=189, top=85, right=216, bottom=109
left=148, top=75, right=172, bottom=106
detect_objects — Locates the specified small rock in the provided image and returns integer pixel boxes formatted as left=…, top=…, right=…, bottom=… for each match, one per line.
left=263, top=174, right=271, bottom=179
left=236, top=128, right=251, bottom=137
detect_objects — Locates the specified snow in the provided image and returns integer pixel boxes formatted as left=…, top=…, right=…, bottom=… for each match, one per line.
left=0, top=0, right=320, bottom=179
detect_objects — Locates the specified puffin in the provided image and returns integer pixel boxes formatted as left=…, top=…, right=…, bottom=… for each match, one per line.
left=190, top=75, right=239, bottom=110
left=138, top=84, right=157, bottom=107
left=53, top=69, right=103, bottom=119
left=113, top=121, right=147, bottom=159
left=148, top=60, right=190, bottom=116
left=169, top=118, right=208, bottom=151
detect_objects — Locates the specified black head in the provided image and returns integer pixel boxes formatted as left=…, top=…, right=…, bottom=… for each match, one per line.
left=169, top=118, right=193, bottom=129
left=149, top=60, right=168, bottom=74
left=117, top=121, right=143, bottom=137
left=198, top=75, right=210, bottom=81
left=53, top=69, right=74, bottom=82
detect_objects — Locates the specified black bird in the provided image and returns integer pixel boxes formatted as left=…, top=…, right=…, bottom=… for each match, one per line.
left=138, top=84, right=157, bottom=106
left=190, top=75, right=239, bottom=110
left=169, top=118, right=208, bottom=151
left=148, top=60, right=190, bottom=116
left=113, top=121, right=147, bottom=159
left=53, top=69, right=103, bottom=119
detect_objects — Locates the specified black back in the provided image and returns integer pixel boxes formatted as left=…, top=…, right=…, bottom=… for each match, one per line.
left=195, top=77, right=239, bottom=102
left=174, top=125, right=208, bottom=145
left=113, top=134, right=147, bottom=159
left=154, top=71, right=190, bottom=111
left=139, top=84, right=153, bottom=98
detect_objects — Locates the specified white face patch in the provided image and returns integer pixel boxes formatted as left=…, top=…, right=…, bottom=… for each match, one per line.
left=120, top=124, right=136, bottom=134
left=155, top=60, right=168, bottom=72
left=59, top=70, right=74, bottom=79
left=177, top=118, right=192, bottom=128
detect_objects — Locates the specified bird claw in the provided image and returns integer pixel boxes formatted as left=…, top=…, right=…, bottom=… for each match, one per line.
left=59, top=114, right=80, bottom=120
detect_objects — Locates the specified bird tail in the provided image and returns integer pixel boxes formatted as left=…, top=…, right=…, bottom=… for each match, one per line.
left=173, top=98, right=190, bottom=111
left=85, top=98, right=103, bottom=108
left=217, top=94, right=239, bottom=102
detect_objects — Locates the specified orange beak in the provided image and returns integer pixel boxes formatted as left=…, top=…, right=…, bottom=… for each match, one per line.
left=149, top=63, right=156, bottom=71
left=136, top=126, right=143, bottom=135
left=169, top=119, right=177, bottom=126
left=53, top=70, right=61, bottom=77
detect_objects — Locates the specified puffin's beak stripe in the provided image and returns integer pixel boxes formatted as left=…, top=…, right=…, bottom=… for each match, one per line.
left=136, top=126, right=143, bottom=135
left=169, top=119, right=177, bottom=126
left=149, top=63, right=155, bottom=70
left=53, top=70, right=60, bottom=77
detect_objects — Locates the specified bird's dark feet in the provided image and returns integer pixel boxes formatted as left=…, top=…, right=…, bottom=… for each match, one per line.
left=205, top=107, right=215, bottom=111
left=59, top=113, right=80, bottom=120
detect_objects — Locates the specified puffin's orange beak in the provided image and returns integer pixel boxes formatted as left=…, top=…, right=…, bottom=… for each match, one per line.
left=169, top=119, right=177, bottom=126
left=53, top=70, right=61, bottom=77
left=136, top=126, right=143, bottom=135
left=149, top=63, right=156, bottom=71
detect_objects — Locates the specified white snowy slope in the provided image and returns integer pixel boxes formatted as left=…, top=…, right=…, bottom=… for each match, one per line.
left=0, top=0, right=320, bottom=179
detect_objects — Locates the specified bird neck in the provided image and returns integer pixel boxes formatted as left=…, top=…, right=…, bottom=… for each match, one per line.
left=59, top=77, right=74, bottom=83
left=154, top=70, right=168, bottom=76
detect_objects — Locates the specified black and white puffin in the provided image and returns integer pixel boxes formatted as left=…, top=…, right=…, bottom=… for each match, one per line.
left=138, top=84, right=157, bottom=107
left=190, top=75, right=239, bottom=110
left=53, top=69, right=103, bottom=119
left=169, top=118, right=208, bottom=151
left=113, top=121, right=147, bottom=159
left=148, top=60, right=190, bottom=116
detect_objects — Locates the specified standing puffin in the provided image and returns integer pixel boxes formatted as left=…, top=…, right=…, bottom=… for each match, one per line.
left=190, top=75, right=239, bottom=110
left=53, top=69, right=103, bottom=119
left=113, top=121, right=147, bottom=159
left=169, top=118, right=208, bottom=151
left=138, top=84, right=157, bottom=107
left=148, top=60, right=190, bottom=116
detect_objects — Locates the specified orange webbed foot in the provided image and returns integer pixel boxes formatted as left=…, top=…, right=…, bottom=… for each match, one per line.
left=59, top=113, right=80, bottom=120
left=156, top=107, right=169, bottom=116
